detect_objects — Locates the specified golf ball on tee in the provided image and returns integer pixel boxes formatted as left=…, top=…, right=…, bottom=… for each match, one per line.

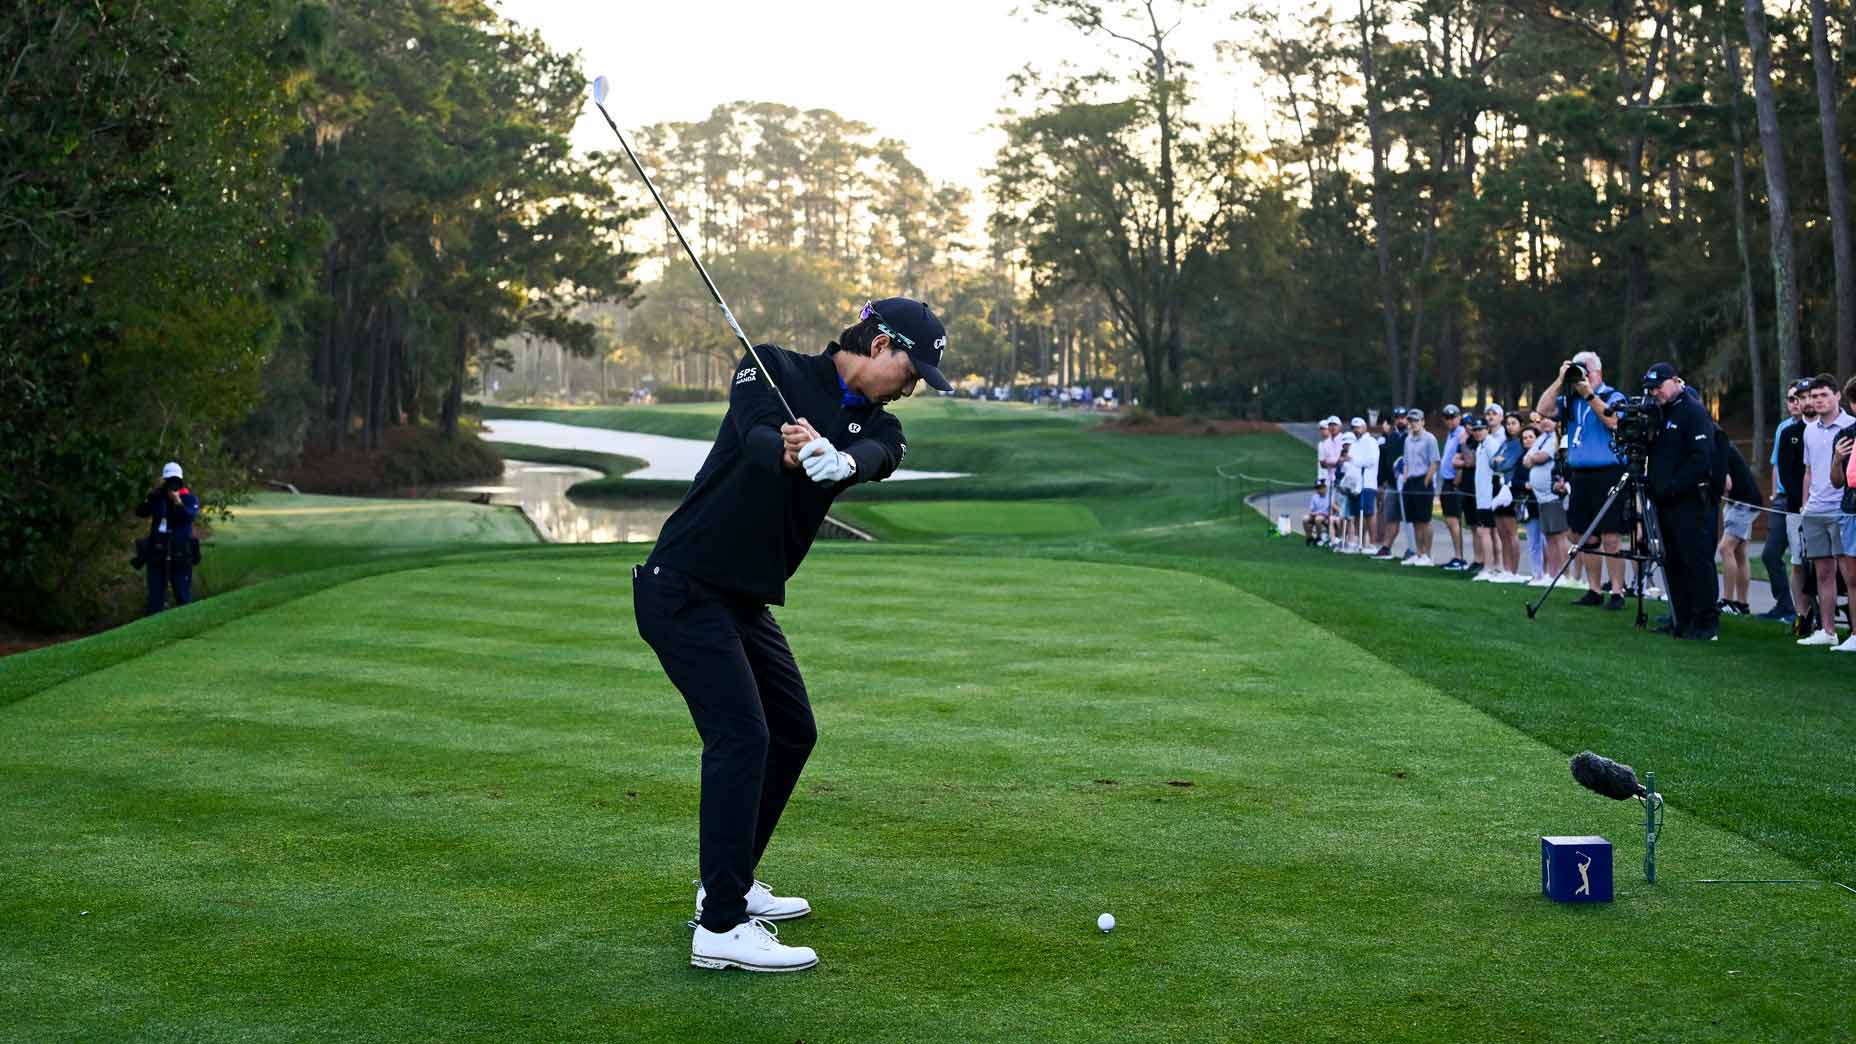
left=1097, top=912, right=1115, bottom=933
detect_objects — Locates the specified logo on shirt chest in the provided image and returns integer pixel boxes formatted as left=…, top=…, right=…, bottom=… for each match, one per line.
left=847, top=422, right=862, bottom=434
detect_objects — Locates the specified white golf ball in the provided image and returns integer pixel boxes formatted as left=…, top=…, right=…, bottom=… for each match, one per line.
left=1097, top=912, right=1115, bottom=933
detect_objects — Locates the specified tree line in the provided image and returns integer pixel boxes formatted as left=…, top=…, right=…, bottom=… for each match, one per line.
left=995, top=0, right=1856, bottom=441
left=2, top=0, right=638, bottom=627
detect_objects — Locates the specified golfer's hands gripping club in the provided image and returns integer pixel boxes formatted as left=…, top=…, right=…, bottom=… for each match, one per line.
left=781, top=419, right=820, bottom=470
left=799, top=436, right=855, bottom=485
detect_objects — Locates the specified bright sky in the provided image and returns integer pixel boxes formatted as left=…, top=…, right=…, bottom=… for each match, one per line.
left=504, top=0, right=1276, bottom=199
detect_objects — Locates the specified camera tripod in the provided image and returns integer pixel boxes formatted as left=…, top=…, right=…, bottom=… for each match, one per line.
left=1526, top=458, right=1667, bottom=630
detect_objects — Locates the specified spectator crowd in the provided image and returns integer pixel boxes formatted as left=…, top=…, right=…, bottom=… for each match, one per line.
left=1300, top=351, right=1856, bottom=648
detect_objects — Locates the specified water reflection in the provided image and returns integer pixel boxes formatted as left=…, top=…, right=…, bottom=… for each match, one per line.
left=440, top=460, right=677, bottom=543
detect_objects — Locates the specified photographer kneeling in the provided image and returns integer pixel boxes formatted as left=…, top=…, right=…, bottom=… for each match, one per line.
left=1642, top=363, right=1719, bottom=641
left=1537, top=351, right=1630, bottom=610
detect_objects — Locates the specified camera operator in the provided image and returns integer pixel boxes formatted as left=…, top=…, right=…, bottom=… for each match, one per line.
left=1641, top=363, right=1718, bottom=641
left=1537, top=350, right=1629, bottom=610
left=134, top=461, right=200, bottom=616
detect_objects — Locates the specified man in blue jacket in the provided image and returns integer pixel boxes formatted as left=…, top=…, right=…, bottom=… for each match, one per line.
left=136, top=461, right=200, bottom=615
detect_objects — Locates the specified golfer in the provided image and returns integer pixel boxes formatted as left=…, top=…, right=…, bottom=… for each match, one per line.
left=633, top=298, right=951, bottom=973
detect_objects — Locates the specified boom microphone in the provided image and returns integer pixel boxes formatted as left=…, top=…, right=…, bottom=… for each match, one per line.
left=1570, top=751, right=1647, bottom=801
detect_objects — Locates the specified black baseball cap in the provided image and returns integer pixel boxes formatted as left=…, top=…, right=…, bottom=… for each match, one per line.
left=1789, top=378, right=1812, bottom=396
left=1441, top=404, right=1461, bottom=417
left=1642, top=361, right=1679, bottom=389
left=863, top=298, right=951, bottom=392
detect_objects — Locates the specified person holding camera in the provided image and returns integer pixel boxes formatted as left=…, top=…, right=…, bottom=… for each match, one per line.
left=1641, top=363, right=1719, bottom=641
left=1537, top=351, right=1629, bottom=610
left=134, top=461, right=201, bottom=616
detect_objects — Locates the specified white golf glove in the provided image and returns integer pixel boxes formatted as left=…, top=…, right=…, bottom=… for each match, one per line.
left=799, top=436, right=854, bottom=485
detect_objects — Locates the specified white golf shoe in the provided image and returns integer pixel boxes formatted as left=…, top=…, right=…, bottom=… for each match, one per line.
left=694, top=879, right=812, bottom=923
left=690, top=917, right=817, bottom=973
left=1797, top=630, right=1840, bottom=647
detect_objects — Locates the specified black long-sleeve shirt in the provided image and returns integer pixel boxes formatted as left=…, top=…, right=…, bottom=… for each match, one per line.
left=1648, top=389, right=1715, bottom=506
left=649, top=345, right=907, bottom=605
left=1714, top=428, right=1764, bottom=508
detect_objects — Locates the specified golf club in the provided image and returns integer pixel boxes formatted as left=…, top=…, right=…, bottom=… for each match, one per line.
left=589, top=74, right=798, bottom=424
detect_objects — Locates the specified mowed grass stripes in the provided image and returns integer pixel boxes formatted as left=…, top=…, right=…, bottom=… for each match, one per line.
left=2, top=551, right=1850, bottom=1043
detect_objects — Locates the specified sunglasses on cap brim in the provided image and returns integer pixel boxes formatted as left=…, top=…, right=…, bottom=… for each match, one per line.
left=859, top=301, right=915, bottom=349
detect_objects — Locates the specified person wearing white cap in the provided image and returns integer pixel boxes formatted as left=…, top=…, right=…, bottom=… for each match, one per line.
left=135, top=461, right=201, bottom=615
left=1345, top=417, right=1379, bottom=552
left=1316, top=416, right=1343, bottom=492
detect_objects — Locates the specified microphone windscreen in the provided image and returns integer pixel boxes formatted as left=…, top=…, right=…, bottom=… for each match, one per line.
left=1570, top=750, right=1644, bottom=800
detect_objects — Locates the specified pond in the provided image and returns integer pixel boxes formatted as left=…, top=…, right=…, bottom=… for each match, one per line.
left=437, top=460, right=678, bottom=544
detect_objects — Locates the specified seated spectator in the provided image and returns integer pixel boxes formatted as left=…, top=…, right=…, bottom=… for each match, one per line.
left=1304, top=480, right=1333, bottom=546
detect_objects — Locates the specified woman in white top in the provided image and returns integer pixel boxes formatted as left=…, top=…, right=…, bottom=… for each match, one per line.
left=1471, top=415, right=1512, bottom=580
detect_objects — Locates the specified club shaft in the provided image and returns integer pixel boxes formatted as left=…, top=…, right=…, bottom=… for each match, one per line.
left=593, top=101, right=798, bottom=424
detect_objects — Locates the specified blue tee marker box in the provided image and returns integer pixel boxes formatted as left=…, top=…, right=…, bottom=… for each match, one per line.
left=1541, top=835, right=1613, bottom=903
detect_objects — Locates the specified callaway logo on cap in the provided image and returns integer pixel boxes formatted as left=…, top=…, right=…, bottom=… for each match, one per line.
left=862, top=298, right=951, bottom=392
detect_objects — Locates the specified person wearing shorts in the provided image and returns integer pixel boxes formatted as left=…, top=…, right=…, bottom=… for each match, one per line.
left=1715, top=431, right=1764, bottom=617
left=1435, top=405, right=1467, bottom=568
left=1399, top=409, right=1440, bottom=566
left=1346, top=418, right=1380, bottom=553
left=1539, top=351, right=1630, bottom=610
left=1374, top=411, right=1407, bottom=556
left=1795, top=376, right=1856, bottom=648
left=1530, top=416, right=1571, bottom=551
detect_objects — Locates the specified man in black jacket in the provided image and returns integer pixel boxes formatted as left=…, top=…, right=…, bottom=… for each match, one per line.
left=633, top=297, right=950, bottom=973
left=1642, top=363, right=1719, bottom=640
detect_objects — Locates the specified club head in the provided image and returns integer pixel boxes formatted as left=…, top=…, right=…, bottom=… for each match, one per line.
left=592, top=75, right=609, bottom=106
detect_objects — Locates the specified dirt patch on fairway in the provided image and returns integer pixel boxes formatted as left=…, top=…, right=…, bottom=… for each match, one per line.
left=1099, top=416, right=1285, bottom=436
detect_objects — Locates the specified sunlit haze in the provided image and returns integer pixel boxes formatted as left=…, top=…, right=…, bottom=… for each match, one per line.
left=505, top=0, right=1275, bottom=204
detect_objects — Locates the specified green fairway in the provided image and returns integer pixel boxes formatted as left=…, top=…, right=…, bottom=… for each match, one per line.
left=7, top=402, right=1854, bottom=1041
left=5, top=551, right=1849, bottom=1043
left=857, top=498, right=1099, bottom=536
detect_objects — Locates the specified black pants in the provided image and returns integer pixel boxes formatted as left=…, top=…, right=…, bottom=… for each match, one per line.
left=1761, top=497, right=1794, bottom=615
left=1657, top=496, right=1719, bottom=636
left=146, top=557, right=192, bottom=615
left=632, top=563, right=816, bottom=932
